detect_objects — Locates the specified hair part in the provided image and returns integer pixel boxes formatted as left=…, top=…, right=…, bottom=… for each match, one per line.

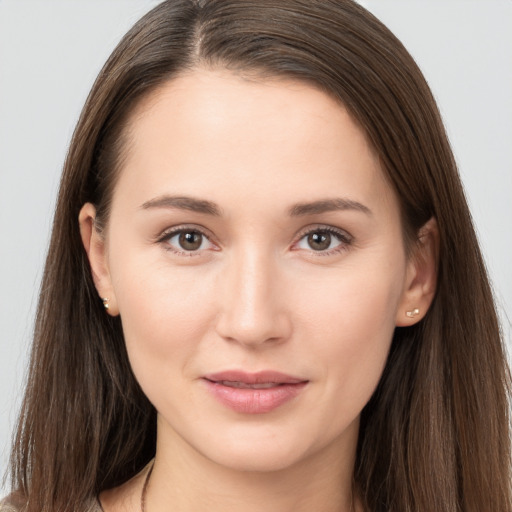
left=10, top=1, right=511, bottom=511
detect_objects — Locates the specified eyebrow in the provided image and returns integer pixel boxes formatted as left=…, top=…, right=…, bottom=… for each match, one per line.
left=288, top=198, right=372, bottom=217
left=140, top=195, right=372, bottom=217
left=140, top=195, right=222, bottom=216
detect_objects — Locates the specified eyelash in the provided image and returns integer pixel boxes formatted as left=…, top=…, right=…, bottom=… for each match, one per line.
left=293, top=225, right=353, bottom=256
left=156, top=225, right=217, bottom=257
left=156, top=224, right=353, bottom=257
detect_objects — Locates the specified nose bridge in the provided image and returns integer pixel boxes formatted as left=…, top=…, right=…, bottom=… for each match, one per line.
left=215, top=243, right=289, bottom=345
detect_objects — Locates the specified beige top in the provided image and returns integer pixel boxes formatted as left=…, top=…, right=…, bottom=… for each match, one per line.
left=1, top=460, right=153, bottom=512
left=0, top=493, right=102, bottom=512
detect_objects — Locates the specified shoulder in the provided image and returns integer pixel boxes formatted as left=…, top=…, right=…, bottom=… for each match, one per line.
left=0, top=494, right=102, bottom=512
left=0, top=493, right=26, bottom=512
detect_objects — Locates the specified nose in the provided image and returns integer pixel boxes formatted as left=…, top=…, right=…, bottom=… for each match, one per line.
left=214, top=248, right=292, bottom=347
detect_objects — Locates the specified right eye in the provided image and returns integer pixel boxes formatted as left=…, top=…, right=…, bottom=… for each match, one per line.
left=161, top=228, right=215, bottom=254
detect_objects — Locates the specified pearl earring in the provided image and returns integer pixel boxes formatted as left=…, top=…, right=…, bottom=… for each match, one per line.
left=406, top=308, right=420, bottom=318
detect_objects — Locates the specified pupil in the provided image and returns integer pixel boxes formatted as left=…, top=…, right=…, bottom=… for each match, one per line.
left=308, top=232, right=331, bottom=251
left=179, top=231, right=202, bottom=250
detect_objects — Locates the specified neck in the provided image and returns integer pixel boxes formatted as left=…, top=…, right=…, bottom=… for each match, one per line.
left=146, top=416, right=359, bottom=512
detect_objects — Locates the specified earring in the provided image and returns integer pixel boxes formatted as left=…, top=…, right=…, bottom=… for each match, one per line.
left=406, top=308, right=420, bottom=318
left=102, top=298, right=110, bottom=310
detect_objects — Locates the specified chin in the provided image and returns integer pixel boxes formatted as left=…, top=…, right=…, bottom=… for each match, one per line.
left=204, top=441, right=307, bottom=473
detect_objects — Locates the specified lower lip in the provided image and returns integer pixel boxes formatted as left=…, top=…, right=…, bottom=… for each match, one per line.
left=203, top=380, right=308, bottom=414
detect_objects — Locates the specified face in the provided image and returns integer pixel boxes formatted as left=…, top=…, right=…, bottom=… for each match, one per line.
left=82, top=69, right=427, bottom=473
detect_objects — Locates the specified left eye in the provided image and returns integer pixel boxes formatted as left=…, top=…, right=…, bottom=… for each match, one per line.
left=295, top=229, right=347, bottom=252
left=165, top=229, right=213, bottom=252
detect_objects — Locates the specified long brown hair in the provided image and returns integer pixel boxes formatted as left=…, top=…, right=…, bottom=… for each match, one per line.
left=10, top=1, right=511, bottom=511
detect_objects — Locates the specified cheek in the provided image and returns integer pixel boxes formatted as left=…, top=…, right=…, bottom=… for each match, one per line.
left=296, top=250, right=405, bottom=333
left=109, top=249, right=218, bottom=384
left=297, top=255, right=405, bottom=408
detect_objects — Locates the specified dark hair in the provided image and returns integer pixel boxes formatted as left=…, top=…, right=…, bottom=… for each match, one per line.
left=10, top=1, right=511, bottom=511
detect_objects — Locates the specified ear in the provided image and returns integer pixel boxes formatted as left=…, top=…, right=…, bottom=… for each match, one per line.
left=78, top=203, right=119, bottom=316
left=396, top=217, right=439, bottom=326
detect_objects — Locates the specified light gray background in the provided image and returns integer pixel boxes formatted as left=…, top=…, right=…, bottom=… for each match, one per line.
left=1, top=0, right=511, bottom=493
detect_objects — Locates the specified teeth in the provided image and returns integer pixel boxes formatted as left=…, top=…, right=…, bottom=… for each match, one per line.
left=220, top=381, right=279, bottom=389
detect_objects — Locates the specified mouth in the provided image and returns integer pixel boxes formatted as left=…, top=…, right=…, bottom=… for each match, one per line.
left=213, top=381, right=288, bottom=389
left=202, top=370, right=309, bottom=414
left=204, top=369, right=307, bottom=385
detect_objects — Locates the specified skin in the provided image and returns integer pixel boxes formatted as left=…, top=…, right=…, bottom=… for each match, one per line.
left=80, top=68, right=437, bottom=512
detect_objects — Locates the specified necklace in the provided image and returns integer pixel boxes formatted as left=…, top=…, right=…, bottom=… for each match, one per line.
left=140, top=462, right=154, bottom=512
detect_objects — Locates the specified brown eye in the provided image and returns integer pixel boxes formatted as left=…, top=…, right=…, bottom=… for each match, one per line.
left=307, top=232, right=332, bottom=251
left=295, top=227, right=351, bottom=254
left=178, top=231, right=203, bottom=251
left=163, top=228, right=213, bottom=254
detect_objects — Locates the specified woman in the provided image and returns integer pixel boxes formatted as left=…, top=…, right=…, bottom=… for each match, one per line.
left=2, top=1, right=510, bottom=511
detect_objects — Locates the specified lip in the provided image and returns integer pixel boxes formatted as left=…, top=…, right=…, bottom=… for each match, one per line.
left=202, top=370, right=308, bottom=414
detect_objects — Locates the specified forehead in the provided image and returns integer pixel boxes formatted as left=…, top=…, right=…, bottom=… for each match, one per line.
left=113, top=68, right=396, bottom=217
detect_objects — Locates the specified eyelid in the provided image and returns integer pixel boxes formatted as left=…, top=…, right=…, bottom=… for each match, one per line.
left=156, top=224, right=219, bottom=254
left=291, top=224, right=353, bottom=255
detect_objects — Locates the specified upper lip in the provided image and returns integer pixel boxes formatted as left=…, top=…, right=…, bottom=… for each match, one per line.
left=203, top=370, right=307, bottom=385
